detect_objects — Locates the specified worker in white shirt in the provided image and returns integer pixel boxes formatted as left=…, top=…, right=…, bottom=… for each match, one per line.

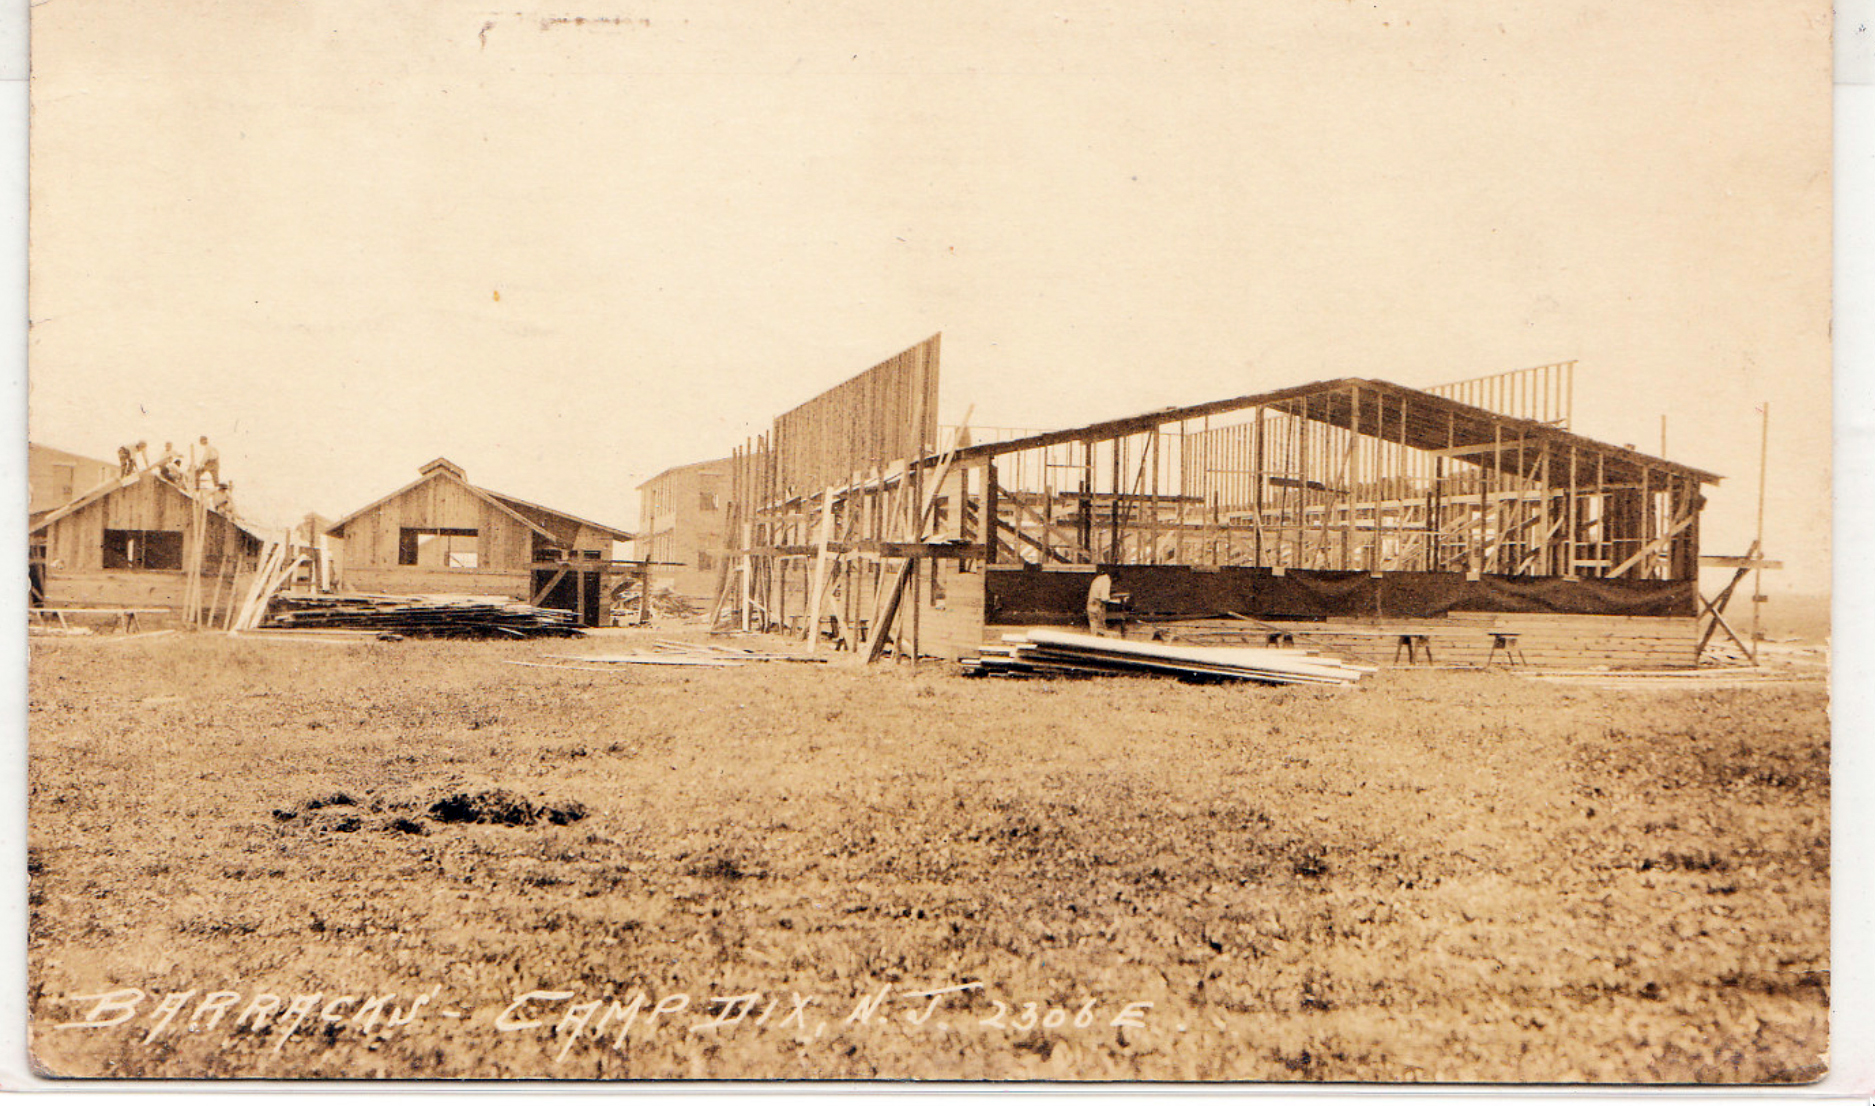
left=1087, top=572, right=1115, bottom=637
left=192, top=435, right=221, bottom=488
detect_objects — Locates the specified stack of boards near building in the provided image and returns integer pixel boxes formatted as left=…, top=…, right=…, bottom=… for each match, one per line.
left=962, top=629, right=1372, bottom=685
left=1148, top=612, right=1701, bottom=669
left=265, top=594, right=584, bottom=639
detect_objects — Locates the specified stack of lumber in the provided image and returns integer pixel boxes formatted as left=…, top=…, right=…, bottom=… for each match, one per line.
left=266, top=593, right=584, bottom=639
left=1146, top=612, right=1700, bottom=669
left=516, top=639, right=830, bottom=672
left=961, top=629, right=1371, bottom=686
left=549, top=640, right=826, bottom=667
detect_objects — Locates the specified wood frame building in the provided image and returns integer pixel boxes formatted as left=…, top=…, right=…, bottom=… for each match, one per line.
left=324, top=458, right=635, bottom=626
left=29, top=469, right=268, bottom=622
left=719, top=352, right=1723, bottom=668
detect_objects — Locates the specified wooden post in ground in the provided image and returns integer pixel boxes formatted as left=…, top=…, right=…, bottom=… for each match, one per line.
left=805, top=491, right=835, bottom=651
left=1751, top=402, right=1769, bottom=661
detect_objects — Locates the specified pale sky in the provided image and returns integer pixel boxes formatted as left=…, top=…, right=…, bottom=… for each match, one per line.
left=26, top=0, right=1833, bottom=591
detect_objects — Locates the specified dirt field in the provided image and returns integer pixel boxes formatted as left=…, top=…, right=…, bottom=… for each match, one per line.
left=25, top=632, right=1829, bottom=1082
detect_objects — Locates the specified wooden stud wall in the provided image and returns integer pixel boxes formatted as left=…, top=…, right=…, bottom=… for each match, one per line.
left=953, top=382, right=1709, bottom=582
left=720, top=365, right=1715, bottom=658
left=771, top=334, right=941, bottom=501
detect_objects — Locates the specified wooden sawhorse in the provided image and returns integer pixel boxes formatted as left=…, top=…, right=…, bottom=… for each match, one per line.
left=1485, top=631, right=1527, bottom=668
left=1393, top=632, right=1435, bottom=665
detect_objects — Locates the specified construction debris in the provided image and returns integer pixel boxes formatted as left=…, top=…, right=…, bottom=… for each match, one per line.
left=610, top=586, right=702, bottom=624
left=961, top=629, right=1372, bottom=685
left=265, top=594, right=585, bottom=639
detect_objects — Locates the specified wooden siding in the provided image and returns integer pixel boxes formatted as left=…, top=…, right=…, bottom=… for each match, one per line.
left=39, top=570, right=256, bottom=625
left=38, top=477, right=254, bottom=575
left=567, top=524, right=618, bottom=557
left=771, top=334, right=942, bottom=499
left=335, top=475, right=536, bottom=572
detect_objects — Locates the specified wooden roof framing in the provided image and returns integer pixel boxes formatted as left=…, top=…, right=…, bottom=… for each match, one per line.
left=946, top=377, right=1722, bottom=487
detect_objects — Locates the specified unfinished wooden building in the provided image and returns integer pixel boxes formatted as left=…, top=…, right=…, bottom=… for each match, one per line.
left=325, top=458, right=635, bottom=626
left=29, top=469, right=268, bottom=623
left=719, top=352, right=1721, bottom=667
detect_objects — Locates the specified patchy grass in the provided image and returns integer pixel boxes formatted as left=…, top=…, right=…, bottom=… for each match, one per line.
left=26, top=634, right=1827, bottom=1081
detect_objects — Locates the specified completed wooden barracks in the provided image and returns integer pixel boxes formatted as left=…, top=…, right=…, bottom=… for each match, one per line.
left=28, top=452, right=638, bottom=630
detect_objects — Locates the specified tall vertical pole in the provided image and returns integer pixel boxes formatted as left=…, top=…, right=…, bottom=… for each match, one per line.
left=1109, top=436, right=1121, bottom=564
left=1751, top=402, right=1769, bottom=662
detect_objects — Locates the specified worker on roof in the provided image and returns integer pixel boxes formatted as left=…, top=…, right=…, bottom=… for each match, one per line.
left=192, top=435, right=220, bottom=488
left=154, top=441, right=184, bottom=483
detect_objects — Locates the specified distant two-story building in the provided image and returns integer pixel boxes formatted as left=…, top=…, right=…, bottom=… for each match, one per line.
left=29, top=443, right=120, bottom=523
left=636, top=456, right=730, bottom=600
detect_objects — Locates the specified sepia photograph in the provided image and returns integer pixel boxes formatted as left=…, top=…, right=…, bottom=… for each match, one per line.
left=21, top=0, right=1834, bottom=1083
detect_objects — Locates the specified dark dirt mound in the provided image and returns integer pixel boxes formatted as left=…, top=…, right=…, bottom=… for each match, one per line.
left=271, top=793, right=372, bottom=833
left=426, top=790, right=588, bottom=827
left=684, top=854, right=764, bottom=880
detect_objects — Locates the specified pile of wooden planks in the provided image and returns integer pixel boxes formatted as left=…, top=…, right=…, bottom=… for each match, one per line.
left=229, top=538, right=304, bottom=632
left=961, top=629, right=1371, bottom=685
left=266, top=593, right=584, bottom=639
left=1140, top=613, right=1700, bottom=670
left=516, top=639, right=829, bottom=672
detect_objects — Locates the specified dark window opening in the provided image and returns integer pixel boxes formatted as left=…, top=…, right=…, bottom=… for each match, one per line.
left=697, top=550, right=715, bottom=571
left=398, top=527, right=479, bottom=568
left=103, top=529, right=184, bottom=570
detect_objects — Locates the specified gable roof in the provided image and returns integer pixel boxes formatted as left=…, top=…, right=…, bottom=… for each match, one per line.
left=484, top=491, right=634, bottom=543
left=419, top=457, right=466, bottom=480
left=956, top=376, right=1722, bottom=487
left=28, top=469, right=268, bottom=545
left=326, top=459, right=633, bottom=542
